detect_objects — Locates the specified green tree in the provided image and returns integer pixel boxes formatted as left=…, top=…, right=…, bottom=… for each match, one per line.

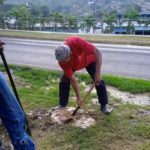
left=0, top=11, right=5, bottom=29
left=40, top=17, right=51, bottom=31
left=142, top=19, right=150, bottom=35
left=123, top=8, right=140, bottom=34
left=145, top=20, right=150, bottom=27
left=0, top=0, right=5, bottom=5
left=80, top=15, right=96, bottom=33
left=51, top=12, right=64, bottom=32
left=10, top=5, right=31, bottom=30
left=103, top=13, right=117, bottom=33
left=40, top=5, right=50, bottom=17
left=30, top=5, right=41, bottom=16
left=67, top=15, right=77, bottom=32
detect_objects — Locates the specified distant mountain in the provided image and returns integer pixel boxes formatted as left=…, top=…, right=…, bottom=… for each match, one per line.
left=3, top=0, right=150, bottom=16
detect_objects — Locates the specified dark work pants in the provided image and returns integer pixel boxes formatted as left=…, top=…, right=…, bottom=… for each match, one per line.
left=59, top=62, right=108, bottom=107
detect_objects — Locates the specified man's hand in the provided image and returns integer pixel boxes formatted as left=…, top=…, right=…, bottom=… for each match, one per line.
left=94, top=73, right=101, bottom=86
left=77, top=97, right=84, bottom=107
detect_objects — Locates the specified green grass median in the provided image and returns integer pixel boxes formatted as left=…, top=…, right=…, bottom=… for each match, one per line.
left=0, top=30, right=150, bottom=46
left=0, top=64, right=149, bottom=110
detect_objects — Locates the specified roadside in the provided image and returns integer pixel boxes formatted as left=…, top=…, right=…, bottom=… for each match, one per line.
left=0, top=29, right=150, bottom=46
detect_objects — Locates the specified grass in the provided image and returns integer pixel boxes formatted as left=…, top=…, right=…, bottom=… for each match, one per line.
left=0, top=30, right=150, bottom=46
left=77, top=73, right=150, bottom=93
left=0, top=64, right=149, bottom=110
left=0, top=65, right=150, bottom=150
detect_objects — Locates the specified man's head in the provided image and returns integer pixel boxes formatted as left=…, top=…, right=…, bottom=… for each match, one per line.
left=55, top=44, right=71, bottom=62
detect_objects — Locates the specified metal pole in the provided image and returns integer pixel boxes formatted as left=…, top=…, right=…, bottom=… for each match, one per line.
left=0, top=46, right=32, bottom=136
left=3, top=16, right=6, bottom=29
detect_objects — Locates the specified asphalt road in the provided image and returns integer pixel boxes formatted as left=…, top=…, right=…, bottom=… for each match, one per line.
left=0, top=37, right=150, bottom=80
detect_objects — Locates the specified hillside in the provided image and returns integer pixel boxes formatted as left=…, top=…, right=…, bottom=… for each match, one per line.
left=3, top=0, right=150, bottom=16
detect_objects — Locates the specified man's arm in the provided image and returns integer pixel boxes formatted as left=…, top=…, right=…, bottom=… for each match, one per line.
left=94, top=48, right=102, bottom=85
left=70, top=74, right=83, bottom=107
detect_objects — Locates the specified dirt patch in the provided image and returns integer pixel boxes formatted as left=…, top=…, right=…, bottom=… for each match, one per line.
left=49, top=107, right=96, bottom=128
left=83, top=83, right=150, bottom=106
left=107, top=86, right=150, bottom=106
left=74, top=115, right=96, bottom=129
left=25, top=107, right=97, bottom=132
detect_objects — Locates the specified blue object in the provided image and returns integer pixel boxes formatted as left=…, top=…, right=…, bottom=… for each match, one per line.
left=0, top=72, right=35, bottom=150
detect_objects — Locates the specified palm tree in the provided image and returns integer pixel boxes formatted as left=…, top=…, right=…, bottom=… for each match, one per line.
left=142, top=19, right=150, bottom=35
left=10, top=6, right=31, bottom=30
left=145, top=20, right=150, bottom=27
left=51, top=12, right=64, bottom=32
left=103, top=13, right=117, bottom=33
left=0, top=0, right=5, bottom=28
left=123, top=8, right=140, bottom=34
left=40, top=17, right=49, bottom=31
left=27, top=17, right=36, bottom=30
left=80, top=15, right=96, bottom=33
left=0, top=12, right=5, bottom=29
left=68, top=15, right=77, bottom=32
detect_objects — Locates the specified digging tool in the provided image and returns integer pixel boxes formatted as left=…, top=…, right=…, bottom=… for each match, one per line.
left=0, top=42, right=32, bottom=136
left=72, top=82, right=95, bottom=116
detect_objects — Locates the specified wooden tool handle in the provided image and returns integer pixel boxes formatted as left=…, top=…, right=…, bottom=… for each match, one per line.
left=83, top=83, right=95, bottom=101
left=72, top=83, right=95, bottom=116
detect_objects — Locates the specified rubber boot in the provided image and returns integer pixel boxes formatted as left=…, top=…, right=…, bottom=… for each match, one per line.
left=96, top=80, right=111, bottom=114
left=96, top=80, right=108, bottom=105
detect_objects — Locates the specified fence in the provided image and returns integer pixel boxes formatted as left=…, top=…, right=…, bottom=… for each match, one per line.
left=0, top=16, right=150, bottom=35
left=0, top=16, right=103, bottom=34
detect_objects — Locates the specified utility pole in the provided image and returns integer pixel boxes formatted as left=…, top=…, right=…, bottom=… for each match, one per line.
left=88, top=1, right=95, bottom=17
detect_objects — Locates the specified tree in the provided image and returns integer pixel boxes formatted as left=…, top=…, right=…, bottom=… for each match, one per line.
left=0, top=0, right=5, bottom=5
left=80, top=15, right=96, bottom=33
left=103, top=13, right=117, bottom=33
left=145, top=20, right=150, bottom=27
left=142, top=19, right=150, bottom=35
left=123, top=8, right=140, bottom=34
left=40, top=5, right=50, bottom=17
left=40, top=17, right=50, bottom=31
left=68, top=15, right=77, bottom=32
left=30, top=5, right=41, bottom=16
left=51, top=12, right=64, bottom=32
left=0, top=12, right=5, bottom=28
left=10, top=5, right=31, bottom=30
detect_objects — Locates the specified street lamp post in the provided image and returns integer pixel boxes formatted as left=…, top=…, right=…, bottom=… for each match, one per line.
left=88, top=1, right=95, bottom=16
left=88, top=1, right=95, bottom=34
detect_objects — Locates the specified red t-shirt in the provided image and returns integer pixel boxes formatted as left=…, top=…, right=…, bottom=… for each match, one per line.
left=59, top=36, right=96, bottom=78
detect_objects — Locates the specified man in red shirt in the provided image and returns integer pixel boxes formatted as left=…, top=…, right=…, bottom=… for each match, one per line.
left=55, top=36, right=111, bottom=114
